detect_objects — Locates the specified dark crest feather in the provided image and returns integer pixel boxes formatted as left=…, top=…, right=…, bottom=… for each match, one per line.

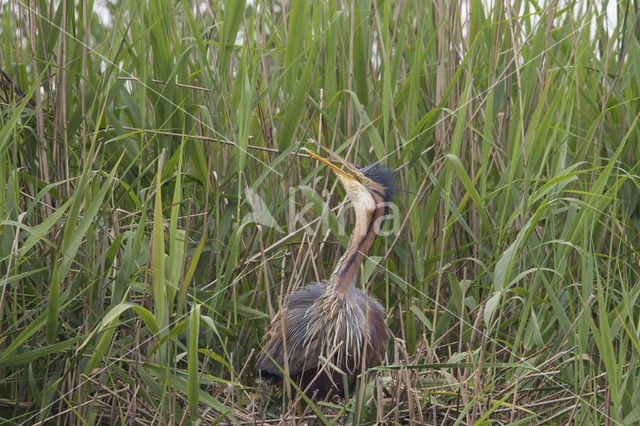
left=360, top=164, right=396, bottom=201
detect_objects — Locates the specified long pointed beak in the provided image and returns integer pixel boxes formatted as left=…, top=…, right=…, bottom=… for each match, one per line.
left=303, top=144, right=363, bottom=184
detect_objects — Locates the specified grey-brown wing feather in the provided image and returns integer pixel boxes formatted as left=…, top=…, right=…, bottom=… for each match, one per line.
left=256, top=282, right=326, bottom=376
left=257, top=282, right=389, bottom=376
left=354, top=291, right=388, bottom=366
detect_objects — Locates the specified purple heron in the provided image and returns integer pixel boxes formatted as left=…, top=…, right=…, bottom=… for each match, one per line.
left=256, top=144, right=396, bottom=399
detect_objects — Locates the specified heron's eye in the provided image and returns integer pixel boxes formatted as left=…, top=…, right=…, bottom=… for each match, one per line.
left=361, top=176, right=370, bottom=183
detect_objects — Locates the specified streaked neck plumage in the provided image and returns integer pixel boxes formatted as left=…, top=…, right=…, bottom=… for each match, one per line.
left=327, top=200, right=384, bottom=297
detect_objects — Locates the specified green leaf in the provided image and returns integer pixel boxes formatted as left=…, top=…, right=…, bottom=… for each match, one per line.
left=187, top=304, right=200, bottom=420
left=484, top=291, right=501, bottom=328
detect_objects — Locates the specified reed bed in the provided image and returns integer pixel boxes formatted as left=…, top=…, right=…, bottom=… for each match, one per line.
left=0, top=0, right=639, bottom=424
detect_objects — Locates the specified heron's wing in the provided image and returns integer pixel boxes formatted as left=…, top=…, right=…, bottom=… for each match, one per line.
left=354, top=291, right=389, bottom=367
left=256, top=282, right=326, bottom=376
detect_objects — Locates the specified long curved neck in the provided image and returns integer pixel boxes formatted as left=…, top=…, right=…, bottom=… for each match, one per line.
left=327, top=206, right=383, bottom=296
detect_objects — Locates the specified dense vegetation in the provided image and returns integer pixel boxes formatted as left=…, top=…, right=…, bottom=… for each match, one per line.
left=1, top=0, right=639, bottom=423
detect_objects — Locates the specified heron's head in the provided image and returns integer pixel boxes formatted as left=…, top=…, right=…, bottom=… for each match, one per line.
left=304, top=144, right=396, bottom=213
